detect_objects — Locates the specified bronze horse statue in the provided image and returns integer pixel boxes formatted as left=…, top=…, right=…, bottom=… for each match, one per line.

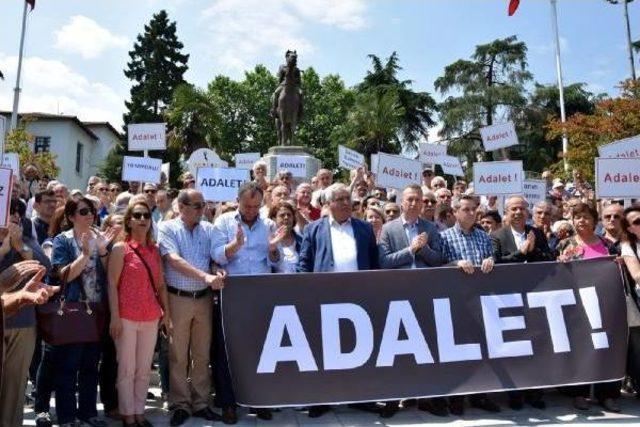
left=274, top=51, right=303, bottom=146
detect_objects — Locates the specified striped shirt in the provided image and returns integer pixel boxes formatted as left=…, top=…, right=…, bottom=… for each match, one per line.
left=158, top=218, right=215, bottom=292
left=440, top=223, right=493, bottom=266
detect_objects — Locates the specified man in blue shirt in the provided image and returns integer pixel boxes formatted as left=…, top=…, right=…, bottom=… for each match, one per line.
left=439, top=195, right=499, bottom=416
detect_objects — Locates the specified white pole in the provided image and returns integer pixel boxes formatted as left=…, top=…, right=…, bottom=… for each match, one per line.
left=10, top=1, right=29, bottom=131
left=550, top=0, right=569, bottom=173
left=623, top=0, right=637, bottom=81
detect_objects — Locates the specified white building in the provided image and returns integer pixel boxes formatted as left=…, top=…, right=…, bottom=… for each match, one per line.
left=1, top=112, right=122, bottom=190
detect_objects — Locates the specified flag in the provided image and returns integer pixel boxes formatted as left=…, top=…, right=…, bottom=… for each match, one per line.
left=508, top=0, right=520, bottom=16
left=26, top=0, right=35, bottom=10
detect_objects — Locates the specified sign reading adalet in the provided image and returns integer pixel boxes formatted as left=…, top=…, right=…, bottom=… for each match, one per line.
left=480, top=122, right=519, bottom=151
left=197, top=167, right=250, bottom=202
left=436, top=155, right=464, bottom=177
left=276, top=155, right=307, bottom=178
left=473, top=160, right=523, bottom=195
left=595, top=157, right=640, bottom=198
left=598, top=135, right=640, bottom=159
left=235, top=153, right=261, bottom=170
left=376, top=153, right=422, bottom=190
left=338, top=145, right=365, bottom=170
left=128, top=123, right=166, bottom=151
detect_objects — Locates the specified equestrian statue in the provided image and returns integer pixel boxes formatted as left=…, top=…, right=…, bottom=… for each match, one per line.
left=271, top=50, right=303, bottom=146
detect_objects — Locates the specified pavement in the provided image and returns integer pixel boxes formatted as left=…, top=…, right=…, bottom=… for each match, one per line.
left=21, top=387, right=640, bottom=427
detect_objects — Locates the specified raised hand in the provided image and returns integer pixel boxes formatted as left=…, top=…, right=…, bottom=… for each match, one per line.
left=20, top=267, right=58, bottom=305
left=410, top=232, right=428, bottom=253
left=0, top=260, right=42, bottom=292
left=269, top=225, right=288, bottom=251
left=234, top=224, right=245, bottom=248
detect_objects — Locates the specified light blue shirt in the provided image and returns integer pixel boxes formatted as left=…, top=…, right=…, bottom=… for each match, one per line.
left=402, top=215, right=419, bottom=269
left=212, top=211, right=273, bottom=275
left=158, top=218, right=215, bottom=292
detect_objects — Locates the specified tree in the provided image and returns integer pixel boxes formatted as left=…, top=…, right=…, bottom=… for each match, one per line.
left=518, top=83, right=601, bottom=172
left=101, top=10, right=189, bottom=185
left=435, top=36, right=532, bottom=167
left=546, top=79, right=640, bottom=181
left=358, top=52, right=437, bottom=152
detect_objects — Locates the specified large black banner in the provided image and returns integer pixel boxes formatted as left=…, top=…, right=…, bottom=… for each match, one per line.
left=221, top=258, right=627, bottom=407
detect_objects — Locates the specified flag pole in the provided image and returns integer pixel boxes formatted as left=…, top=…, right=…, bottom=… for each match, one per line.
left=550, top=0, right=569, bottom=173
left=623, top=0, right=637, bottom=81
left=10, top=0, right=29, bottom=132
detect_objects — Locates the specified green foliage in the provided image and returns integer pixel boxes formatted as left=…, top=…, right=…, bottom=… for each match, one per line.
left=5, top=120, right=59, bottom=179
left=435, top=35, right=532, bottom=167
left=101, top=9, right=189, bottom=186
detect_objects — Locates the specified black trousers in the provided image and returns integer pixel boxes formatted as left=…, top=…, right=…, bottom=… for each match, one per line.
left=211, top=295, right=236, bottom=408
left=560, top=381, right=620, bottom=401
left=99, top=331, right=118, bottom=412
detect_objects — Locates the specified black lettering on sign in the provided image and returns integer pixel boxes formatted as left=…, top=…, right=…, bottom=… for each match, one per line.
left=0, top=186, right=4, bottom=197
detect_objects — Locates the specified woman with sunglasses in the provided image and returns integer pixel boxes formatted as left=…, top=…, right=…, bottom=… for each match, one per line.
left=108, top=201, right=170, bottom=427
left=49, top=197, right=118, bottom=427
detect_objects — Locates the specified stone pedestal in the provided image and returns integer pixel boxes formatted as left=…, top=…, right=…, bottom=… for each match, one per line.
left=263, top=145, right=321, bottom=184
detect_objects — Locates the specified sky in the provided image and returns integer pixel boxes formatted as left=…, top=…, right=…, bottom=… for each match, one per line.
left=0, top=0, right=638, bottom=134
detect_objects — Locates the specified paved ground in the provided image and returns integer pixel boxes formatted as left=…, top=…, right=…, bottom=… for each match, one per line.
left=22, top=388, right=640, bottom=427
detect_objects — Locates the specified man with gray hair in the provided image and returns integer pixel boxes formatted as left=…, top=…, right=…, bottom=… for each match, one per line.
left=491, top=195, right=553, bottom=411
left=311, top=168, right=333, bottom=208
left=158, top=189, right=226, bottom=426
left=297, top=182, right=378, bottom=418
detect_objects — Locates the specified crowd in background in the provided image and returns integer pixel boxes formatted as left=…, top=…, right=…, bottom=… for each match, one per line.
left=1, top=160, right=639, bottom=427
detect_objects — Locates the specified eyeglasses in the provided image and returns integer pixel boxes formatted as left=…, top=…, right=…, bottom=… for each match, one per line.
left=183, top=202, right=204, bottom=210
left=385, top=209, right=399, bottom=215
left=77, top=207, right=93, bottom=216
left=423, top=199, right=437, bottom=205
left=604, top=214, right=621, bottom=220
left=132, top=212, right=152, bottom=220
left=109, top=188, right=119, bottom=193
left=144, top=189, right=157, bottom=194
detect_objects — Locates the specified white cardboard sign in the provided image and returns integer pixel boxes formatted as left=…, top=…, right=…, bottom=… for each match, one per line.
left=376, top=152, right=422, bottom=190
left=235, top=153, right=261, bottom=170
left=596, top=158, right=640, bottom=198
left=338, top=145, right=365, bottom=170
left=370, top=154, right=379, bottom=175
left=276, top=155, right=307, bottom=178
left=128, top=123, right=167, bottom=151
left=523, top=179, right=547, bottom=208
left=436, top=155, right=464, bottom=177
left=196, top=167, right=250, bottom=202
left=121, top=156, right=162, bottom=184
left=480, top=122, right=519, bottom=151
left=473, top=160, right=524, bottom=195
left=0, top=168, right=13, bottom=228
left=598, top=135, right=640, bottom=159
left=188, top=148, right=228, bottom=176
left=418, top=142, right=447, bottom=165
left=2, top=153, right=19, bottom=175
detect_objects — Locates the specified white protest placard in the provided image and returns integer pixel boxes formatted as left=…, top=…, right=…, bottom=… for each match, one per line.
left=0, top=168, right=13, bottom=228
left=370, top=154, right=379, bottom=174
left=376, top=152, right=422, bottom=190
left=338, top=145, right=365, bottom=170
left=418, top=142, right=447, bottom=165
left=188, top=148, right=228, bottom=176
left=473, top=160, right=523, bottom=195
left=598, top=135, right=640, bottom=159
left=2, top=153, right=19, bottom=175
left=595, top=157, right=640, bottom=198
left=436, top=155, right=464, bottom=177
left=128, top=123, right=167, bottom=151
left=480, top=121, right=519, bottom=151
left=0, top=116, right=6, bottom=151
left=235, top=152, right=261, bottom=170
left=276, top=155, right=307, bottom=178
left=121, top=156, right=162, bottom=184
left=522, top=179, right=547, bottom=208
left=196, top=167, right=250, bottom=202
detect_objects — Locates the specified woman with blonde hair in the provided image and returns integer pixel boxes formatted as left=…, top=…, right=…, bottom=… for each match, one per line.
left=108, top=201, right=171, bottom=427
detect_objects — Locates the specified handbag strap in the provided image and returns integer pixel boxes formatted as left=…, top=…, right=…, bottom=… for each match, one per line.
left=129, top=243, right=163, bottom=310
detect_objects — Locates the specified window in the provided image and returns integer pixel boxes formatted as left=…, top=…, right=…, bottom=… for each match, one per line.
left=75, top=142, right=83, bottom=174
left=34, top=136, right=50, bottom=153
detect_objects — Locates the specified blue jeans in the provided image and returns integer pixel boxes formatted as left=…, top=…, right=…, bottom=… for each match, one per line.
left=52, top=342, right=101, bottom=424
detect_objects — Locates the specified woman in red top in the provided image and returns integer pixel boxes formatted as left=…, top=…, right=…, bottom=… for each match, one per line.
left=108, top=201, right=171, bottom=427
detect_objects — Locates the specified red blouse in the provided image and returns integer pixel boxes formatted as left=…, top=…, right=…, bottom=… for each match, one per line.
left=118, top=240, right=163, bottom=322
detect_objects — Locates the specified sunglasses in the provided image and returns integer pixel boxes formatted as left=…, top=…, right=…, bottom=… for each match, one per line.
left=132, top=211, right=152, bottom=220
left=604, top=214, right=621, bottom=220
left=77, top=207, right=93, bottom=216
left=423, top=199, right=437, bottom=205
left=144, top=189, right=157, bottom=194
left=183, top=202, right=204, bottom=210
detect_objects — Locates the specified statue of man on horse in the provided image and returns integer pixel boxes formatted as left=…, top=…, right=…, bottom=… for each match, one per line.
left=270, top=50, right=303, bottom=146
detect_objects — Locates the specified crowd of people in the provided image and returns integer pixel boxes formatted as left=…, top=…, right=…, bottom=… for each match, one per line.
left=1, top=161, right=639, bottom=427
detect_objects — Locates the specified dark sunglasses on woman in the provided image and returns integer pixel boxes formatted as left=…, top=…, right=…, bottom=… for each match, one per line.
left=77, top=208, right=93, bottom=216
left=132, top=212, right=152, bottom=220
